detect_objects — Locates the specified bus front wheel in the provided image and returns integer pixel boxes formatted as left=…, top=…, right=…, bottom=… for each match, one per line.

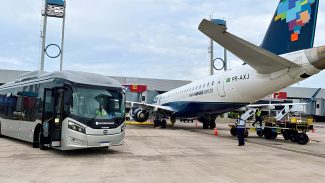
left=38, top=132, right=49, bottom=150
left=0, top=122, right=2, bottom=138
left=33, top=126, right=41, bottom=148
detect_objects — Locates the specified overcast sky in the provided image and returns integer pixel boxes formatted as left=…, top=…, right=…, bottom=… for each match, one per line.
left=1, top=0, right=324, bottom=88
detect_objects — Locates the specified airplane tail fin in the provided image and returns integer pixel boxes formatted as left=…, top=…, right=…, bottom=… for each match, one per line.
left=261, top=0, right=319, bottom=55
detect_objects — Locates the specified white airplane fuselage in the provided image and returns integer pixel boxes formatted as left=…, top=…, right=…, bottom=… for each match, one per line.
left=154, top=47, right=325, bottom=118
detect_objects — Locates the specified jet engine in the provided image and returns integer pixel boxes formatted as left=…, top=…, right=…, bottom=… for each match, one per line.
left=132, top=108, right=149, bottom=122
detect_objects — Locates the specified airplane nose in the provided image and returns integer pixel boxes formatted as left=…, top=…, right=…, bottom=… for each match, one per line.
left=307, top=46, right=325, bottom=70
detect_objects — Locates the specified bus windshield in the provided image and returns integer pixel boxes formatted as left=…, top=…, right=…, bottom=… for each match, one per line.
left=70, top=87, right=125, bottom=121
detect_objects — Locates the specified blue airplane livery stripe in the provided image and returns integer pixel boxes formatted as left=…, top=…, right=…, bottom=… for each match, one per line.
left=162, top=101, right=248, bottom=118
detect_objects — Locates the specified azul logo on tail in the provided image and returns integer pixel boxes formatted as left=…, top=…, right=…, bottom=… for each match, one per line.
left=275, top=0, right=317, bottom=42
left=261, top=0, right=319, bottom=55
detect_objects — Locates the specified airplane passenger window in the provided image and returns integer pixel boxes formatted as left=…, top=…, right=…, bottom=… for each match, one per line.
left=212, top=81, right=214, bottom=86
left=207, top=83, right=210, bottom=87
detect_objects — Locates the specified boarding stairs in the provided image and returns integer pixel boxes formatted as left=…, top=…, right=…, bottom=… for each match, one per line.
left=275, top=105, right=292, bottom=121
left=237, top=108, right=257, bottom=125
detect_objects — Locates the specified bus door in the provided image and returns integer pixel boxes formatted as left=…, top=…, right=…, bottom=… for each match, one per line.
left=40, top=88, right=65, bottom=148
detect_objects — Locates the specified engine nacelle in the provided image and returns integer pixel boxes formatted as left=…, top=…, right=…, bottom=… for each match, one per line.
left=132, top=108, right=149, bottom=122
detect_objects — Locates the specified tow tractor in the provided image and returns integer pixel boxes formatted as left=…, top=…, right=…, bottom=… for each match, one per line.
left=229, top=106, right=314, bottom=145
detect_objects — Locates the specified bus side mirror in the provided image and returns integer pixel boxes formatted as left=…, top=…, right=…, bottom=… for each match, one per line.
left=141, top=96, right=145, bottom=102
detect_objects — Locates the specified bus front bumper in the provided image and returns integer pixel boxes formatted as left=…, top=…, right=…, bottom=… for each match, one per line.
left=61, top=130, right=125, bottom=150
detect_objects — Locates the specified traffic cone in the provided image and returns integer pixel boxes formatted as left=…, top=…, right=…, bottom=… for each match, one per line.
left=214, top=128, right=218, bottom=136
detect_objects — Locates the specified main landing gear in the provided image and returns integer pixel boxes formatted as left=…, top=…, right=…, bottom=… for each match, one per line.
left=154, top=119, right=167, bottom=129
left=199, top=116, right=216, bottom=130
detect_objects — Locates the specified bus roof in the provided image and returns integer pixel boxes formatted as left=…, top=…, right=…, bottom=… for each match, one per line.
left=0, top=70, right=122, bottom=89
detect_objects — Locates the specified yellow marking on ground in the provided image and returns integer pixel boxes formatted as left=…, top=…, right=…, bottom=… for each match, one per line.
left=125, top=121, right=154, bottom=125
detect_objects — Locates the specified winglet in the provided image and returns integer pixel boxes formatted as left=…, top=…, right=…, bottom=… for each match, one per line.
left=308, top=88, right=322, bottom=102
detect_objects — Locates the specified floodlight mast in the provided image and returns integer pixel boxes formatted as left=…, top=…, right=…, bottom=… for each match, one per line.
left=209, top=14, right=214, bottom=76
left=40, top=0, right=66, bottom=71
left=40, top=1, right=48, bottom=71
left=208, top=17, right=228, bottom=75
left=60, top=1, right=66, bottom=71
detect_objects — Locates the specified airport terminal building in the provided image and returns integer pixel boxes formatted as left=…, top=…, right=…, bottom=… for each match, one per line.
left=1, top=69, right=324, bottom=120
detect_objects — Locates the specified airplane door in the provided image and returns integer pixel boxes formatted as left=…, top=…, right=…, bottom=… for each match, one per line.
left=40, top=88, right=64, bottom=148
left=315, top=100, right=320, bottom=116
left=217, top=75, right=226, bottom=97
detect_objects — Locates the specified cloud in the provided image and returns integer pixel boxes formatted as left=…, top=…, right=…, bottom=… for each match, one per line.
left=0, top=0, right=324, bottom=88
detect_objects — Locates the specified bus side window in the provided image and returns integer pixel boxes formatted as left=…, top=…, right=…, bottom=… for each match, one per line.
left=0, top=91, right=7, bottom=118
left=37, top=86, right=45, bottom=115
left=64, top=87, right=73, bottom=114
left=5, top=91, right=15, bottom=119
left=44, top=90, right=53, bottom=113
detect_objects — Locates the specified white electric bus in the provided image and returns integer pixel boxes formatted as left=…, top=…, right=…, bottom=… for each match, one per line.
left=0, top=71, right=126, bottom=150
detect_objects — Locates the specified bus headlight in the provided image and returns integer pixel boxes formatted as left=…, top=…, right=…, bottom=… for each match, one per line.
left=121, top=124, right=126, bottom=132
left=68, top=121, right=86, bottom=134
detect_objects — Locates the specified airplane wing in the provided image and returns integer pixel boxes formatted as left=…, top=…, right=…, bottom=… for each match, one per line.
left=198, top=19, right=301, bottom=74
left=126, top=101, right=176, bottom=115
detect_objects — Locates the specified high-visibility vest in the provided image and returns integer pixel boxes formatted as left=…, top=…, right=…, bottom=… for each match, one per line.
left=96, top=109, right=107, bottom=117
left=256, top=109, right=261, bottom=117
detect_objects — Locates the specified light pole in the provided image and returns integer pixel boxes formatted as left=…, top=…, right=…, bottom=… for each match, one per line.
left=208, top=18, right=228, bottom=74
left=40, top=0, right=66, bottom=71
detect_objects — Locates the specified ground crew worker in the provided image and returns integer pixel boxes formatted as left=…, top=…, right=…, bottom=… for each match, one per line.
left=236, top=118, right=245, bottom=146
left=96, top=104, right=108, bottom=117
left=252, top=108, right=262, bottom=127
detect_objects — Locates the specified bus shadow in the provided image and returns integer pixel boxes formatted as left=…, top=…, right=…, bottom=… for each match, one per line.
left=1, top=136, right=128, bottom=156
left=0, top=136, right=34, bottom=148
left=53, top=147, right=130, bottom=157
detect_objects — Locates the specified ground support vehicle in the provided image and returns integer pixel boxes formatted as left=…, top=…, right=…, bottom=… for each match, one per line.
left=229, top=113, right=314, bottom=145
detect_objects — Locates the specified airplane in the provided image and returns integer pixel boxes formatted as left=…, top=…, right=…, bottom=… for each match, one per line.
left=127, top=0, right=325, bottom=129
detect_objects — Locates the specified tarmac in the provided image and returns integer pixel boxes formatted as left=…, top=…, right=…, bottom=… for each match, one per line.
left=0, top=119, right=325, bottom=183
